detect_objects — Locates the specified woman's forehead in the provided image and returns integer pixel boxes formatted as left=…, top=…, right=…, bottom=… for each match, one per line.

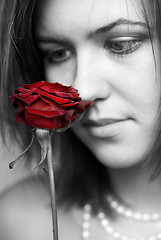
left=35, top=0, right=151, bottom=39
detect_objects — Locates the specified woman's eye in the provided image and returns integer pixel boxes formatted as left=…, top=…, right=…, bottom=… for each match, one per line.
left=45, top=48, right=72, bottom=64
left=105, top=38, right=142, bottom=56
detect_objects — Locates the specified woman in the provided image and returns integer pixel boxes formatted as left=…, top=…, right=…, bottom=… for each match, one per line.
left=1, top=0, right=161, bottom=239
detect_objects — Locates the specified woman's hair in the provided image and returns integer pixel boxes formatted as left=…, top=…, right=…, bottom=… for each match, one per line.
left=1, top=0, right=161, bottom=214
left=0, top=0, right=43, bottom=145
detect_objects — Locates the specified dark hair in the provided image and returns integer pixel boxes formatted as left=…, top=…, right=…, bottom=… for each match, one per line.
left=0, top=0, right=43, bottom=145
left=1, top=0, right=161, bottom=214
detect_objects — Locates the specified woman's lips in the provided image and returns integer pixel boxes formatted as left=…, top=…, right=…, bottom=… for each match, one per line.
left=82, top=118, right=126, bottom=126
left=82, top=118, right=131, bottom=138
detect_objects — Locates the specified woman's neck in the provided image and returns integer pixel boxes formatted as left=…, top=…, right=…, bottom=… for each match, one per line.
left=108, top=164, right=161, bottom=213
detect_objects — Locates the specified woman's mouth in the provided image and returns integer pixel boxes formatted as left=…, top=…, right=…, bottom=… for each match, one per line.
left=82, top=118, right=126, bottom=126
left=82, top=118, right=131, bottom=138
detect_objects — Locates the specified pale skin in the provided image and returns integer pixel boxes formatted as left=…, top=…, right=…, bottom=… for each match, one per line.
left=1, top=0, right=161, bottom=239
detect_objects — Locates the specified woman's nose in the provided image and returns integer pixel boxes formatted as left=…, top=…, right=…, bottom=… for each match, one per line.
left=73, top=49, right=111, bottom=102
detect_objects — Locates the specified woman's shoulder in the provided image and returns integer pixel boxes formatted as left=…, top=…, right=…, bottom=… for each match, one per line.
left=0, top=175, right=50, bottom=212
left=0, top=175, right=50, bottom=239
left=0, top=175, right=83, bottom=240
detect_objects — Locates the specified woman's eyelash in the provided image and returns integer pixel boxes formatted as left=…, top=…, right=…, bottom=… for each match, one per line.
left=104, top=37, right=144, bottom=56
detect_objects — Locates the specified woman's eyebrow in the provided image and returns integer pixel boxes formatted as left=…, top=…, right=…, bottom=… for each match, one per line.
left=90, top=18, right=149, bottom=36
left=36, top=37, right=69, bottom=45
left=36, top=18, right=150, bottom=45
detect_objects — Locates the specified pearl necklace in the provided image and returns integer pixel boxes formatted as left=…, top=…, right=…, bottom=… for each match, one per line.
left=82, top=204, right=91, bottom=240
left=106, top=195, right=161, bottom=222
left=82, top=204, right=161, bottom=240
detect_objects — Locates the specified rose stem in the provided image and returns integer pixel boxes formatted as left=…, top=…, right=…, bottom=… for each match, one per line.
left=47, top=135, right=58, bottom=240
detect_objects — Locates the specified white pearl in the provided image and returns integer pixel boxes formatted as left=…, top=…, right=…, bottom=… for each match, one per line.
left=117, top=206, right=125, bottom=214
left=113, top=232, right=120, bottom=239
left=111, top=201, right=118, bottom=208
left=82, top=231, right=90, bottom=238
left=101, top=219, right=109, bottom=226
left=106, top=226, right=114, bottom=234
left=98, top=212, right=105, bottom=219
left=84, top=205, right=91, bottom=211
left=125, top=210, right=132, bottom=218
left=84, top=213, right=90, bottom=220
left=152, top=213, right=160, bottom=220
left=83, top=222, right=89, bottom=229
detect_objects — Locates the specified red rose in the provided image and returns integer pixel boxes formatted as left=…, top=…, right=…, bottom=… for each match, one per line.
left=9, top=81, right=92, bottom=129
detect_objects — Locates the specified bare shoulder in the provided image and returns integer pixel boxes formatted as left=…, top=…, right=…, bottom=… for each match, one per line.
left=0, top=175, right=83, bottom=240
left=0, top=175, right=52, bottom=240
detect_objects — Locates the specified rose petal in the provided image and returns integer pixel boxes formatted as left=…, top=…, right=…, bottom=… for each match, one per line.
left=77, top=100, right=93, bottom=113
left=20, top=81, right=45, bottom=89
left=16, top=108, right=26, bottom=124
left=25, top=109, right=69, bottom=129
left=34, top=88, right=74, bottom=104
left=15, top=88, right=35, bottom=96
left=9, top=95, right=18, bottom=108
left=26, top=107, right=66, bottom=118
left=31, top=96, right=52, bottom=110
left=53, top=92, right=81, bottom=100
left=15, top=88, right=31, bottom=94
left=61, top=102, right=79, bottom=110
left=39, top=82, right=77, bottom=93
left=11, top=94, right=40, bottom=106
left=65, top=109, right=76, bottom=121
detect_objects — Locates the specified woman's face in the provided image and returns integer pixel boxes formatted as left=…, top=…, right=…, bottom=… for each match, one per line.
left=35, top=0, right=161, bottom=168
